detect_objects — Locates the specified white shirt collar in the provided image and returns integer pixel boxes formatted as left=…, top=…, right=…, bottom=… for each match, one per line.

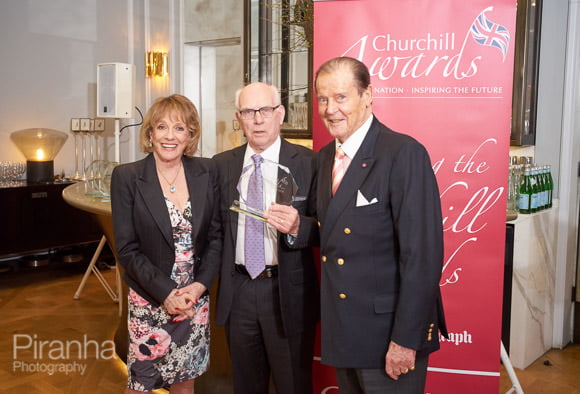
left=244, top=136, right=281, bottom=164
left=335, top=114, right=374, bottom=159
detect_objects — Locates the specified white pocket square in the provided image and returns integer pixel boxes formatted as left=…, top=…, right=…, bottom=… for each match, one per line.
left=356, top=190, right=378, bottom=207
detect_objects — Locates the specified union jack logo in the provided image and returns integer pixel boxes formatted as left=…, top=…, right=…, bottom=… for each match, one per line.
left=470, top=7, right=510, bottom=61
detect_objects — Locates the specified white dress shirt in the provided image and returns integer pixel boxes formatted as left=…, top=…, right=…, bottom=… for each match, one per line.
left=335, top=114, right=374, bottom=159
left=235, top=137, right=282, bottom=267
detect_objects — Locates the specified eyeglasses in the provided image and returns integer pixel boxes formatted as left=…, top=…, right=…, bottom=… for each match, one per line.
left=238, top=105, right=280, bottom=120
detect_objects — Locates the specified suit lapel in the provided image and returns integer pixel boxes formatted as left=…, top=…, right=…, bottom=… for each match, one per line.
left=321, top=124, right=379, bottom=246
left=226, top=145, right=245, bottom=247
left=136, top=154, right=174, bottom=249
left=185, top=158, right=208, bottom=246
left=278, top=139, right=299, bottom=203
left=318, top=145, right=333, bottom=224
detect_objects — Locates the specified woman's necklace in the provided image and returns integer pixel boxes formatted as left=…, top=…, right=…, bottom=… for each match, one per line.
left=157, top=161, right=182, bottom=193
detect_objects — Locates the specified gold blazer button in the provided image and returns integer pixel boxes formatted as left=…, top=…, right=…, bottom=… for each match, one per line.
left=344, top=227, right=351, bottom=234
left=321, top=256, right=327, bottom=262
left=337, top=258, right=345, bottom=265
left=339, top=293, right=347, bottom=299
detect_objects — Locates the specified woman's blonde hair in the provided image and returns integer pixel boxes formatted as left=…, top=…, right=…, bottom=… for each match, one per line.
left=139, top=94, right=200, bottom=157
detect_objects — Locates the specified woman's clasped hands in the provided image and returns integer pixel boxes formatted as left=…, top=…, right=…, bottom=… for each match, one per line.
left=162, top=282, right=207, bottom=322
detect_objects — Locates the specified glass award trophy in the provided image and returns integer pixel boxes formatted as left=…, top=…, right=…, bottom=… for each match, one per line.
left=230, top=159, right=298, bottom=222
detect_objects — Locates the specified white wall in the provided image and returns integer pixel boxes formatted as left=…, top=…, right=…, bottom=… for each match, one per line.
left=184, top=0, right=241, bottom=42
left=0, top=0, right=179, bottom=176
left=529, top=0, right=580, bottom=347
left=535, top=0, right=569, bottom=195
left=552, top=0, right=580, bottom=347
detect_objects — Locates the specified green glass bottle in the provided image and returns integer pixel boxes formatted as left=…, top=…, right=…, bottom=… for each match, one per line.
left=546, top=165, right=554, bottom=208
left=534, top=167, right=546, bottom=212
left=540, top=166, right=549, bottom=210
left=518, top=169, right=532, bottom=214
left=529, top=167, right=540, bottom=213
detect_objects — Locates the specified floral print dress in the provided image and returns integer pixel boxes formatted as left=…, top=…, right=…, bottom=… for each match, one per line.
left=126, top=198, right=210, bottom=391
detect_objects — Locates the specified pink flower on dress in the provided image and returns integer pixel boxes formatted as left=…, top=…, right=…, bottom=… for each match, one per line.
left=193, top=304, right=209, bottom=325
left=129, top=289, right=150, bottom=308
left=175, top=250, right=193, bottom=262
left=131, top=328, right=171, bottom=361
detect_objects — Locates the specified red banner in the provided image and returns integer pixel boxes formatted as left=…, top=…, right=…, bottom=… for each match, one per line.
left=312, top=1, right=516, bottom=393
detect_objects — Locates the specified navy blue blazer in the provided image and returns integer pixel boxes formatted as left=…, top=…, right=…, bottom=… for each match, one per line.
left=317, top=117, right=448, bottom=368
left=111, top=154, right=222, bottom=306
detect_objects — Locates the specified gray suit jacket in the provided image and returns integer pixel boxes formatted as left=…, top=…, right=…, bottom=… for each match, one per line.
left=212, top=139, right=319, bottom=336
left=111, top=154, right=222, bottom=306
left=317, top=117, right=447, bottom=368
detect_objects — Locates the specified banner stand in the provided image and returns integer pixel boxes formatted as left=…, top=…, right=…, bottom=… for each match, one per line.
left=313, top=2, right=518, bottom=391
left=501, top=342, right=524, bottom=394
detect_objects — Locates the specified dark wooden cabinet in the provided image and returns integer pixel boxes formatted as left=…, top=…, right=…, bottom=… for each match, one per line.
left=0, top=182, right=101, bottom=258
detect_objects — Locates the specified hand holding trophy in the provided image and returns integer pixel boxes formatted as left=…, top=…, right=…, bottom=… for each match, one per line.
left=230, top=158, right=298, bottom=223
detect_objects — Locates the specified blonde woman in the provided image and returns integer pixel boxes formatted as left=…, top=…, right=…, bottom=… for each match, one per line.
left=111, top=94, right=221, bottom=393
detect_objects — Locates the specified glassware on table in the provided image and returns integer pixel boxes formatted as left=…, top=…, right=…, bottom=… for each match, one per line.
left=72, top=129, right=82, bottom=180
left=80, top=130, right=88, bottom=181
left=0, top=161, right=26, bottom=187
left=96, top=161, right=118, bottom=201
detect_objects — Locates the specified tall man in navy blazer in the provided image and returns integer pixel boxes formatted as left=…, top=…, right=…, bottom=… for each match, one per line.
left=212, top=82, right=319, bottom=394
left=315, top=57, right=448, bottom=393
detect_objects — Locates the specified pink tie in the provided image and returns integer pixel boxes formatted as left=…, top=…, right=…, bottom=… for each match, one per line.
left=332, top=147, right=351, bottom=196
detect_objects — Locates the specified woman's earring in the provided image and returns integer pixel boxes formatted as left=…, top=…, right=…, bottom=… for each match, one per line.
left=149, top=139, right=153, bottom=148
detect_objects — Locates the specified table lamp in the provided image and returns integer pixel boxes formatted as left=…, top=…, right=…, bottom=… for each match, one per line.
left=10, top=128, right=68, bottom=183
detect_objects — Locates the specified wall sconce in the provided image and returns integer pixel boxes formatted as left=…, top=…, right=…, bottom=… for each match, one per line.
left=10, top=128, right=68, bottom=183
left=145, top=51, right=168, bottom=78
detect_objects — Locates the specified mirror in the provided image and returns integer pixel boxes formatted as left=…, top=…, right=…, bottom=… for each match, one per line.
left=244, top=0, right=313, bottom=140
left=511, top=0, right=542, bottom=146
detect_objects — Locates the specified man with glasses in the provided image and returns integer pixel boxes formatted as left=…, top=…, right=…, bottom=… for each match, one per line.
left=212, top=82, right=319, bottom=394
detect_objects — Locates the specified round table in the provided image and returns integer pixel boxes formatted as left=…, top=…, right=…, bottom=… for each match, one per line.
left=62, top=181, right=129, bottom=362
